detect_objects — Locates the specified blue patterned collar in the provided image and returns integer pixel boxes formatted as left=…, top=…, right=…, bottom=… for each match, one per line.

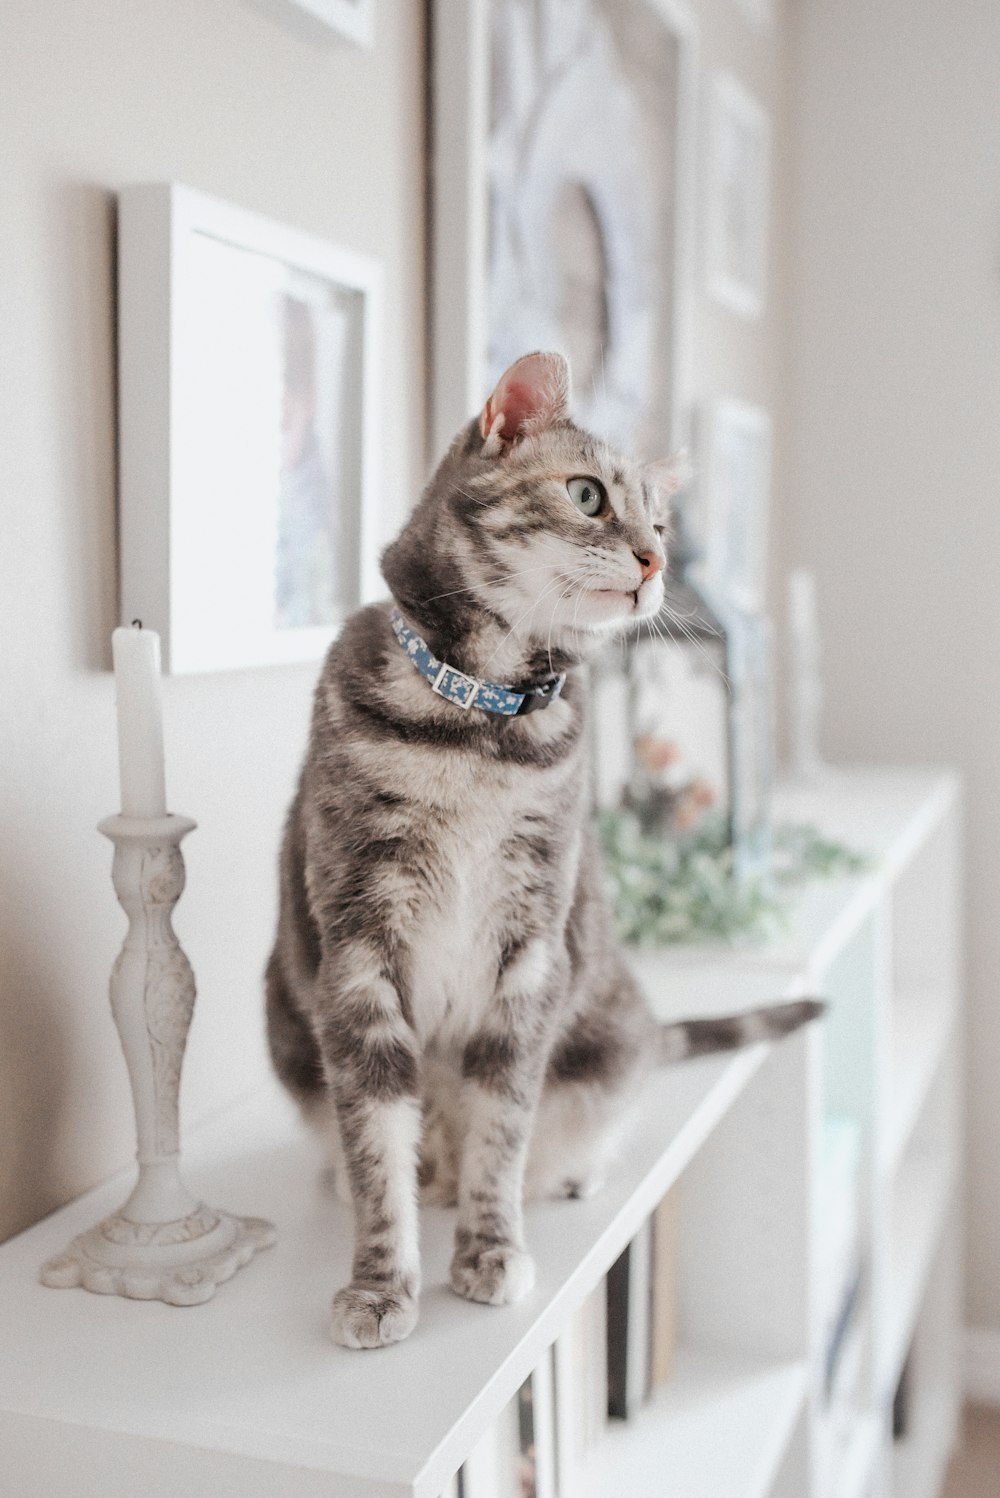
left=389, top=607, right=566, bottom=716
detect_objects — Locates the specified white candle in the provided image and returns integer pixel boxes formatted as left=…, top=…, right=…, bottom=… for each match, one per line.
left=112, top=625, right=167, bottom=819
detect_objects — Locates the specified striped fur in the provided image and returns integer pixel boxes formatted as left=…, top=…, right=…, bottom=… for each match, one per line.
left=266, top=353, right=822, bottom=1348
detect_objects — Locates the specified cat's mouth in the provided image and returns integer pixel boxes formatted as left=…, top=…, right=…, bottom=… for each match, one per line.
left=592, top=582, right=661, bottom=617
left=595, top=588, right=640, bottom=608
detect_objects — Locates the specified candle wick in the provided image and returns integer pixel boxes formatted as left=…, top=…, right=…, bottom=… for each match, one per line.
left=131, top=619, right=143, bottom=629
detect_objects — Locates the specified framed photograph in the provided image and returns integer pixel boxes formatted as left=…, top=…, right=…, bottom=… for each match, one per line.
left=254, top=0, right=374, bottom=48
left=697, top=398, right=771, bottom=612
left=117, top=183, right=382, bottom=674
left=704, top=72, right=769, bottom=318
left=430, top=0, right=698, bottom=464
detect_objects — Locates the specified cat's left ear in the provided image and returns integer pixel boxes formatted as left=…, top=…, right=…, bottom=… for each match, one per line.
left=480, top=351, right=570, bottom=455
left=643, top=450, right=692, bottom=525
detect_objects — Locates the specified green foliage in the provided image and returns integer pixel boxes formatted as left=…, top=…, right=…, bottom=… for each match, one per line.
left=596, top=810, right=870, bottom=949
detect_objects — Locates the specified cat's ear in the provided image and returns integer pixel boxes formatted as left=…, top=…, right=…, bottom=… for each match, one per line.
left=643, top=450, right=692, bottom=525
left=480, top=351, right=570, bottom=455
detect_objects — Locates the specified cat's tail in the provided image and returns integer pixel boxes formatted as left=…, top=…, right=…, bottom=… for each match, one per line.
left=658, top=998, right=825, bottom=1063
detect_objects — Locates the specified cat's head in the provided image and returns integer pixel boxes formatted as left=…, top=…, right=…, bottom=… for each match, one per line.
left=382, top=351, right=685, bottom=674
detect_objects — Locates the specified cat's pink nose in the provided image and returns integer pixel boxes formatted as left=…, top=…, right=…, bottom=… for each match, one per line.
left=634, top=549, right=664, bottom=582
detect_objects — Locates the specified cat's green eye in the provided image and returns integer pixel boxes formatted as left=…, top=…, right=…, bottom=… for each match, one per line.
left=567, top=476, right=606, bottom=517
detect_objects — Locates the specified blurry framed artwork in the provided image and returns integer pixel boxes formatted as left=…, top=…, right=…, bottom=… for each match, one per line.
left=117, top=183, right=382, bottom=673
left=704, top=72, right=769, bottom=318
left=698, top=398, right=771, bottom=612
left=430, top=0, right=698, bottom=464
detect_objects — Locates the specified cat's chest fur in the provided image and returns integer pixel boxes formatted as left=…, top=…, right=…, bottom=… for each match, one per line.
left=378, top=738, right=582, bottom=1047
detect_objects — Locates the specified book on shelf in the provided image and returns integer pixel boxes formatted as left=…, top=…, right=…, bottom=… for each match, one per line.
left=893, top=1348, right=914, bottom=1441
left=816, top=1296, right=867, bottom=1498
left=650, top=1187, right=680, bottom=1392
left=460, top=1353, right=557, bottom=1498
left=460, top=1385, right=522, bottom=1498
left=606, top=1216, right=653, bottom=1420
left=517, top=1346, right=557, bottom=1498
left=553, top=1280, right=607, bottom=1492
left=823, top=1261, right=864, bottom=1404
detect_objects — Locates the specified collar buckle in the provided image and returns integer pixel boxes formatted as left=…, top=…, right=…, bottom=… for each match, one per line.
left=431, top=662, right=478, bottom=710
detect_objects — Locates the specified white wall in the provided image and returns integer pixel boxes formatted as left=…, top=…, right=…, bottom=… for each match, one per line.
left=786, top=0, right=1000, bottom=1330
left=0, top=0, right=425, bottom=1243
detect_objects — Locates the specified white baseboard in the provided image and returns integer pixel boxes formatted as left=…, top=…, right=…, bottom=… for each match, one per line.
left=965, top=1325, right=1000, bottom=1405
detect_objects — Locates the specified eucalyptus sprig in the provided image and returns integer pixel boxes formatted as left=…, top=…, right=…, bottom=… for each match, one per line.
left=596, top=810, right=870, bottom=949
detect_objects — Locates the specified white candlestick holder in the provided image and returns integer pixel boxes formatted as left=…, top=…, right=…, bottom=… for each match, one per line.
left=40, top=813, right=276, bottom=1306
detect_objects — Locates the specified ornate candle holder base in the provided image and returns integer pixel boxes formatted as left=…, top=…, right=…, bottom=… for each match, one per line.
left=41, top=1207, right=276, bottom=1307
left=40, top=812, right=276, bottom=1306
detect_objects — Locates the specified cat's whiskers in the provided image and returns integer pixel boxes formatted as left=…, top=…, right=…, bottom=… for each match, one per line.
left=545, top=575, right=584, bottom=676
left=482, top=563, right=592, bottom=675
left=418, top=560, right=564, bottom=607
left=569, top=573, right=590, bottom=648
left=451, top=485, right=494, bottom=508
left=656, top=597, right=728, bottom=685
left=481, top=572, right=572, bottom=675
left=637, top=601, right=728, bottom=691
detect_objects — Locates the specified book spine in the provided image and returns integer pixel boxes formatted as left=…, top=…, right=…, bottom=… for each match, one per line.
left=606, top=1218, right=653, bottom=1420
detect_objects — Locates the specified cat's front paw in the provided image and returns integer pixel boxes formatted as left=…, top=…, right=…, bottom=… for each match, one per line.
left=450, top=1243, right=536, bottom=1306
left=330, top=1282, right=419, bottom=1349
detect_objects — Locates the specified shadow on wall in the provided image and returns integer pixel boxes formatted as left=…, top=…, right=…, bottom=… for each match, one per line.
left=45, top=180, right=120, bottom=675
left=0, top=885, right=73, bottom=1242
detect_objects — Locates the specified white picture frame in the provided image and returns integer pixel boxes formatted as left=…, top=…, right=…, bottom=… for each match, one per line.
left=117, top=182, right=382, bottom=674
left=430, top=0, right=698, bottom=466
left=704, top=71, right=770, bottom=318
left=255, top=0, right=375, bottom=48
left=698, top=399, right=772, bottom=612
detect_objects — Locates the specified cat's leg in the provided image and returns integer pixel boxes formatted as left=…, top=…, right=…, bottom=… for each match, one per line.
left=315, top=955, right=422, bottom=1349
left=449, top=942, right=561, bottom=1307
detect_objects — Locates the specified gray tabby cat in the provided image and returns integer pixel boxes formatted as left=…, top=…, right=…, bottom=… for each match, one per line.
left=266, top=351, right=820, bottom=1349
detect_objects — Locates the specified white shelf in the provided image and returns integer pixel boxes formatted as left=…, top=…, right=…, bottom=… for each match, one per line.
left=881, top=1149, right=955, bottom=1398
left=0, top=767, right=963, bottom=1498
left=836, top=1412, right=882, bottom=1498
left=880, top=992, right=954, bottom=1175
left=773, top=769, right=959, bottom=889
left=628, top=768, right=959, bottom=997
left=0, top=1051, right=766, bottom=1498
left=580, top=1348, right=807, bottom=1498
